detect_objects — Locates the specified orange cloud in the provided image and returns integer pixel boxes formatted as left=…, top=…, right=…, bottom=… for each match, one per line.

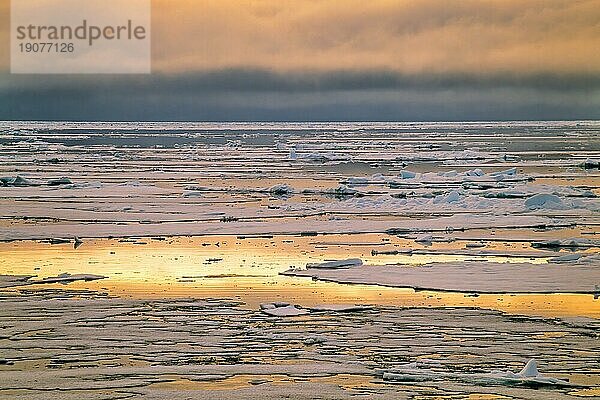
left=150, top=0, right=600, bottom=74
left=1, top=0, right=599, bottom=75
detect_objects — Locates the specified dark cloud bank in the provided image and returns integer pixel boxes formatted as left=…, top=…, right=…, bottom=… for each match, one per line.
left=2, top=69, right=599, bottom=121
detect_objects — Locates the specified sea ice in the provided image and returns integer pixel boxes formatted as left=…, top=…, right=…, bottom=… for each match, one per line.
left=288, top=147, right=297, bottom=160
left=74, top=237, right=84, bottom=249
left=0, top=274, right=36, bottom=288
left=324, top=185, right=360, bottom=198
left=549, top=253, right=600, bottom=264
left=414, top=234, right=433, bottom=245
left=282, top=261, right=600, bottom=293
left=345, top=177, right=370, bottom=185
left=399, top=170, right=417, bottom=179
left=306, top=258, right=363, bottom=269
left=532, top=238, right=595, bottom=249
left=0, top=273, right=107, bottom=287
left=433, top=190, right=461, bottom=204
left=269, top=184, right=295, bottom=196
left=0, top=176, right=35, bottom=187
left=465, top=168, right=485, bottom=177
left=582, top=158, right=599, bottom=169
left=307, top=304, right=372, bottom=312
left=525, top=193, right=565, bottom=210
left=36, top=273, right=108, bottom=285
left=47, top=177, right=73, bottom=186
left=260, top=303, right=308, bottom=317
left=383, top=359, right=572, bottom=387
left=490, top=167, right=518, bottom=179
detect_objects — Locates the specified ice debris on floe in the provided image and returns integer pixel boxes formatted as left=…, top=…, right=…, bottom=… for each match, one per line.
left=525, top=193, right=565, bottom=210
left=289, top=151, right=351, bottom=163
left=249, top=379, right=270, bottom=385
left=391, top=168, right=522, bottom=184
left=465, top=168, right=485, bottom=177
left=260, top=302, right=308, bottom=317
left=282, top=260, right=600, bottom=293
left=549, top=252, right=600, bottom=264
left=47, top=177, right=73, bottom=186
left=489, top=167, right=518, bottom=179
left=0, top=273, right=106, bottom=288
left=48, top=238, right=71, bottom=245
left=324, top=185, right=360, bottom=198
left=465, top=242, right=485, bottom=248
left=549, top=253, right=584, bottom=263
left=383, top=359, right=571, bottom=387
left=415, top=234, right=433, bottom=245
left=288, top=147, right=297, bottom=160
left=532, top=238, right=595, bottom=249
left=259, top=301, right=370, bottom=317
left=117, top=180, right=144, bottom=187
left=269, top=184, right=295, bottom=196
left=0, top=275, right=36, bottom=288
left=182, top=190, right=203, bottom=197
left=501, top=154, right=520, bottom=162
left=62, top=182, right=103, bottom=190
left=345, top=177, right=370, bottom=185
left=37, top=273, right=107, bottom=285
left=581, top=158, right=599, bottom=169
left=433, top=190, right=461, bottom=204
left=399, top=170, right=417, bottom=179
left=0, top=176, right=35, bottom=187
left=343, top=174, right=388, bottom=186
left=306, top=258, right=363, bottom=269
left=307, top=304, right=372, bottom=312
left=303, top=336, right=327, bottom=345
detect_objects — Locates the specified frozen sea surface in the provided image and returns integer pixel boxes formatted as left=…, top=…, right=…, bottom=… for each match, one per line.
left=0, top=121, right=599, bottom=398
left=0, top=121, right=598, bottom=241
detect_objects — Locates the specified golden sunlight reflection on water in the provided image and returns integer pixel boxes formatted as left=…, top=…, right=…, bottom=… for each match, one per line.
left=0, top=234, right=598, bottom=318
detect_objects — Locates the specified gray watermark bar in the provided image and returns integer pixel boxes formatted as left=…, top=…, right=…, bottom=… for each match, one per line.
left=11, top=0, right=151, bottom=74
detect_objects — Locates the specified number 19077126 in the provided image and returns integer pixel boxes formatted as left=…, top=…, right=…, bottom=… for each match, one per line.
left=19, top=42, right=74, bottom=53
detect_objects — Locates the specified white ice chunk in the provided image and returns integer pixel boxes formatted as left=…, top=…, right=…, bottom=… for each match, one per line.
left=260, top=303, right=308, bottom=317
left=283, top=261, right=600, bottom=293
left=525, top=193, right=565, bottom=210
left=433, top=190, right=461, bottom=204
left=518, top=359, right=538, bottom=378
left=399, top=170, right=417, bottom=179
left=288, top=147, right=297, bottom=160
left=490, top=167, right=517, bottom=177
left=465, top=168, right=485, bottom=177
left=415, top=234, right=433, bottom=245
left=383, top=359, right=571, bottom=387
left=346, top=177, right=369, bottom=185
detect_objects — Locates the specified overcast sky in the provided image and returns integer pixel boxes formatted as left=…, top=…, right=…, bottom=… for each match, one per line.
left=1, top=0, right=599, bottom=121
